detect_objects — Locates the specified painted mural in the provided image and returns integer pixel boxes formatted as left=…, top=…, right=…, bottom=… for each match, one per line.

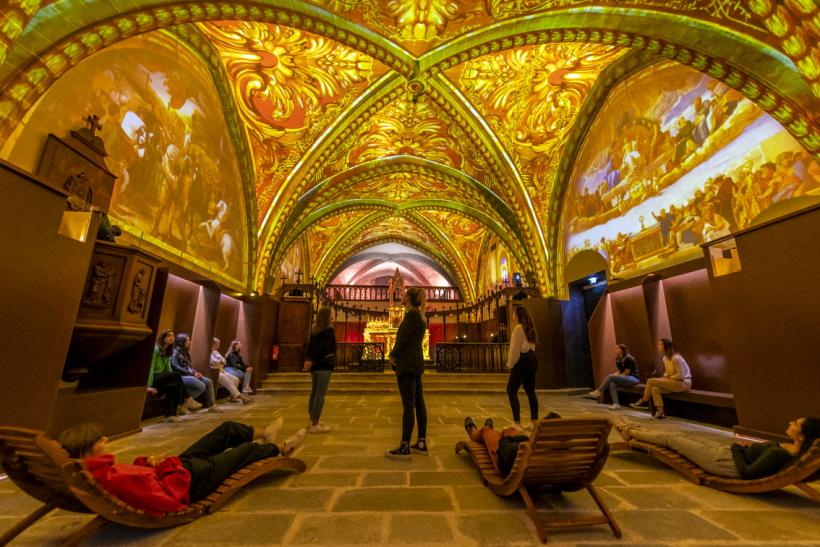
left=563, top=62, right=820, bottom=279
left=200, top=21, right=389, bottom=223
left=2, top=32, right=249, bottom=286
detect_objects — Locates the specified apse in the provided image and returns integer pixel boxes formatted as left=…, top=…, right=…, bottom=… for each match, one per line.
left=329, top=243, right=454, bottom=287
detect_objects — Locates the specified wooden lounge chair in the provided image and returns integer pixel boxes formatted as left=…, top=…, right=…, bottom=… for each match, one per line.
left=455, top=418, right=621, bottom=543
left=0, top=427, right=306, bottom=546
left=625, top=438, right=820, bottom=501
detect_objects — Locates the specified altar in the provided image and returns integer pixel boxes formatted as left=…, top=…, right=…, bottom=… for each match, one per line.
left=363, top=305, right=430, bottom=359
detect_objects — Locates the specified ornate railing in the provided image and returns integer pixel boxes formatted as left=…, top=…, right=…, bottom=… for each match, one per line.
left=335, top=342, right=386, bottom=372
left=435, top=343, right=510, bottom=373
left=324, top=285, right=460, bottom=302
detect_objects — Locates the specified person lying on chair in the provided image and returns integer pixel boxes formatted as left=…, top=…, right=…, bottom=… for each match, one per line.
left=58, top=420, right=306, bottom=515
left=463, top=412, right=562, bottom=477
left=612, top=416, right=820, bottom=478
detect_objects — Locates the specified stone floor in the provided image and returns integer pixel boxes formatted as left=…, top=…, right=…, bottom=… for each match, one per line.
left=2, top=391, right=819, bottom=546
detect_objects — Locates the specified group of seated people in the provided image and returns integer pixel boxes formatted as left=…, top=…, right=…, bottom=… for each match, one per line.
left=588, top=338, right=691, bottom=419
left=148, top=330, right=255, bottom=422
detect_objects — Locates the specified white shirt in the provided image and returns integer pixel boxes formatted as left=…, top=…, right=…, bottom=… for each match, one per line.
left=506, top=324, right=536, bottom=369
left=210, top=350, right=226, bottom=369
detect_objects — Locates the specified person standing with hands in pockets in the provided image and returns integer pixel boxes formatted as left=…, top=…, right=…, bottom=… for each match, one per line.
left=303, top=306, right=336, bottom=433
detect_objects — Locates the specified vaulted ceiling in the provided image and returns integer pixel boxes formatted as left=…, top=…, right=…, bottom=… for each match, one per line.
left=1, top=1, right=817, bottom=301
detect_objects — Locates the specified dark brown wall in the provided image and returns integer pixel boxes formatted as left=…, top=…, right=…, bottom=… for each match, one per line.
left=0, top=162, right=99, bottom=430
left=523, top=298, right=567, bottom=389
left=214, top=294, right=241, bottom=358
left=157, top=275, right=199, bottom=336
left=609, top=286, right=656, bottom=378
left=663, top=270, right=731, bottom=392
left=707, top=206, right=820, bottom=436
left=589, top=294, right=617, bottom=386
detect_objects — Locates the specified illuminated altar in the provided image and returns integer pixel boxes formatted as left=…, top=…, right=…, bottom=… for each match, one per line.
left=363, top=305, right=430, bottom=359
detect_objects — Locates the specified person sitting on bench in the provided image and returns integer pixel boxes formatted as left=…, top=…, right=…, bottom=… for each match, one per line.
left=629, top=338, right=691, bottom=419
left=58, top=420, right=306, bottom=515
left=463, top=412, right=562, bottom=476
left=588, top=343, right=640, bottom=409
left=210, top=337, right=253, bottom=404
left=612, top=416, right=820, bottom=478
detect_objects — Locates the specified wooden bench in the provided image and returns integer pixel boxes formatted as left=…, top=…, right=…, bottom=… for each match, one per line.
left=613, top=384, right=737, bottom=426
left=456, top=418, right=621, bottom=543
left=0, top=427, right=306, bottom=546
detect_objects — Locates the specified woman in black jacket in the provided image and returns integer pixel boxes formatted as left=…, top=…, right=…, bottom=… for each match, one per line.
left=386, top=287, right=429, bottom=460
left=303, top=306, right=336, bottom=433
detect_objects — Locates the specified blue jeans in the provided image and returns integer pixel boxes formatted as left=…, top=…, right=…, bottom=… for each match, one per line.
left=598, top=373, right=639, bottom=405
left=181, top=375, right=215, bottom=407
left=308, top=370, right=332, bottom=423
left=226, top=367, right=251, bottom=389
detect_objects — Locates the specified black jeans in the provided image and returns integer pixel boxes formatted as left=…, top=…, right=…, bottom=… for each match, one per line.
left=179, top=422, right=279, bottom=502
left=396, top=372, right=427, bottom=443
left=506, top=352, right=538, bottom=422
left=151, top=371, right=186, bottom=417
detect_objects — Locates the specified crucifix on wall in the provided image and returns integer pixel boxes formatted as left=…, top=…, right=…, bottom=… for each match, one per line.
left=294, top=270, right=303, bottom=284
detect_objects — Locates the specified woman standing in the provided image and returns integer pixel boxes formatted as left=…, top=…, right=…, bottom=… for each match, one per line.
left=386, top=287, right=428, bottom=460
left=171, top=334, right=222, bottom=413
left=303, top=307, right=336, bottom=433
left=506, top=306, right=538, bottom=429
left=225, top=340, right=254, bottom=394
left=148, top=330, right=188, bottom=423
left=630, top=338, right=692, bottom=419
left=588, top=343, right=640, bottom=409
left=210, top=337, right=253, bottom=404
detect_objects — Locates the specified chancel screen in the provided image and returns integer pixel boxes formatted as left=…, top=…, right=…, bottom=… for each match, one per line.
left=562, top=62, right=819, bottom=280
left=2, top=32, right=249, bottom=287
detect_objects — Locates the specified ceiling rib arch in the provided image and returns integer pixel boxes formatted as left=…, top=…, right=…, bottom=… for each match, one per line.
left=313, top=211, right=476, bottom=302
left=320, top=236, right=467, bottom=301
left=276, top=198, right=526, bottom=273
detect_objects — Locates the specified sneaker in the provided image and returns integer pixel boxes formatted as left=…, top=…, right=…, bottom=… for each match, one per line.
left=264, top=416, right=284, bottom=444
left=588, top=389, right=602, bottom=399
left=522, top=422, right=533, bottom=431
left=208, top=405, right=224, bottom=413
left=309, top=423, right=331, bottom=433
left=282, top=428, right=307, bottom=455
left=164, top=415, right=182, bottom=423
left=240, top=395, right=255, bottom=405
left=410, top=439, right=429, bottom=456
left=242, top=386, right=253, bottom=394
left=386, top=444, right=412, bottom=460
left=609, top=403, right=621, bottom=410
left=185, top=398, right=203, bottom=411
left=464, top=417, right=477, bottom=434
left=177, top=405, right=190, bottom=415
left=228, top=397, right=242, bottom=404
left=629, top=400, right=649, bottom=409
left=653, top=411, right=667, bottom=420
left=483, top=418, right=494, bottom=429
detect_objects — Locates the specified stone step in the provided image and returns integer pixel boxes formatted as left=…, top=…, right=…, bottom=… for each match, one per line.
left=259, top=372, right=586, bottom=396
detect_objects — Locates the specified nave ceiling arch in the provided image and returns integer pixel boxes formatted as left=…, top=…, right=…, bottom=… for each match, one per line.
left=1, top=1, right=817, bottom=301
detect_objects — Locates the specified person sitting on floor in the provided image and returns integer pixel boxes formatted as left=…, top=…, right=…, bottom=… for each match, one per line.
left=588, top=343, right=640, bottom=409
left=58, top=420, right=306, bottom=515
left=612, top=416, right=820, bottom=478
left=629, top=338, right=691, bottom=419
left=148, top=329, right=193, bottom=423
left=463, top=412, right=562, bottom=477
left=210, top=337, right=253, bottom=404
left=171, top=333, right=222, bottom=413
left=225, top=340, right=254, bottom=394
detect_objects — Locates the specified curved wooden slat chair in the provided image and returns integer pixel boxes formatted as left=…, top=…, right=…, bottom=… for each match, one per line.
left=0, top=427, right=306, bottom=546
left=455, top=418, right=621, bottom=543
left=626, top=438, right=820, bottom=501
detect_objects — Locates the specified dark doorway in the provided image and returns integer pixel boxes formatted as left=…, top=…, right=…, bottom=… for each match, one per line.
left=561, top=271, right=606, bottom=388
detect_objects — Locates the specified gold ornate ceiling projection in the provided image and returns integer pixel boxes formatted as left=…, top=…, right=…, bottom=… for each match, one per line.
left=443, top=43, right=626, bottom=224
left=305, top=209, right=372, bottom=272
left=198, top=21, right=390, bottom=224
left=421, top=210, right=486, bottom=279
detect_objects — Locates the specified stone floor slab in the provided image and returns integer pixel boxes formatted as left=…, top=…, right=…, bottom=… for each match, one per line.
left=333, top=487, right=453, bottom=512
left=388, top=513, right=454, bottom=543
left=165, top=513, right=295, bottom=545
left=701, top=509, right=820, bottom=540
left=614, top=510, right=737, bottom=541
left=361, top=472, right=408, bottom=486
left=287, top=514, right=384, bottom=544
left=455, top=513, right=536, bottom=545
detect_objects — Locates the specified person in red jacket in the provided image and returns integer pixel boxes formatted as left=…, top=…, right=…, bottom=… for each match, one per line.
left=58, top=420, right=305, bottom=515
